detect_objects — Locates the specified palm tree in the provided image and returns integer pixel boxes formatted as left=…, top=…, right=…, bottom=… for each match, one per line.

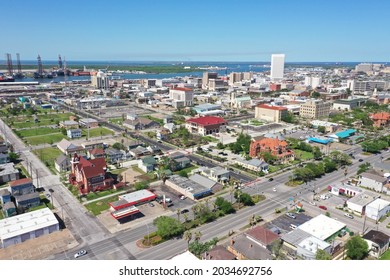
left=176, top=208, right=181, bottom=221
left=183, top=230, right=192, bottom=247
left=194, top=231, right=202, bottom=242
left=229, top=186, right=235, bottom=204
left=183, top=213, right=189, bottom=223
left=204, top=197, right=211, bottom=211
left=191, top=205, right=198, bottom=220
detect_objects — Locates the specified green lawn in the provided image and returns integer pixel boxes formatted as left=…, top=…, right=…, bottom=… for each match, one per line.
left=85, top=189, right=121, bottom=201
left=16, top=127, right=61, bottom=138
left=8, top=112, right=75, bottom=129
left=109, top=117, right=123, bottom=125
left=0, top=210, right=4, bottom=220
left=33, top=147, right=64, bottom=173
left=84, top=195, right=120, bottom=216
left=82, top=127, right=114, bottom=138
left=174, top=164, right=198, bottom=175
left=25, top=133, right=66, bottom=145
left=380, top=249, right=390, bottom=260
left=294, top=150, right=314, bottom=160
left=110, top=168, right=127, bottom=175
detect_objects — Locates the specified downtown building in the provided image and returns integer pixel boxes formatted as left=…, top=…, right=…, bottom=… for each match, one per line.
left=270, top=54, right=285, bottom=81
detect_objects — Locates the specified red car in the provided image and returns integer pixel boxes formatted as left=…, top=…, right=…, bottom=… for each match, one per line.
left=319, top=205, right=327, bottom=210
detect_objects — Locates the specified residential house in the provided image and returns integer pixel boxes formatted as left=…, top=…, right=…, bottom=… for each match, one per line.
left=15, top=192, right=40, bottom=210
left=57, top=139, right=83, bottom=155
left=227, top=235, right=273, bottom=260
left=67, top=128, right=82, bottom=139
left=360, top=171, right=388, bottom=193
left=0, top=189, right=11, bottom=204
left=201, top=166, right=230, bottom=183
left=81, top=140, right=104, bottom=151
left=123, top=117, right=160, bottom=130
left=129, top=146, right=150, bottom=158
left=147, top=145, right=162, bottom=155
left=59, top=120, right=79, bottom=129
left=0, top=153, right=10, bottom=164
left=245, top=226, right=280, bottom=249
left=69, top=154, right=114, bottom=194
left=0, top=163, right=20, bottom=183
left=163, top=123, right=175, bottom=133
left=370, top=112, right=390, bottom=128
left=249, top=137, right=294, bottom=164
left=79, top=118, right=99, bottom=128
left=88, top=148, right=105, bottom=159
left=0, top=143, right=8, bottom=154
left=55, top=154, right=71, bottom=173
left=2, top=201, right=16, bottom=218
left=363, top=230, right=390, bottom=258
left=185, top=116, right=227, bottom=136
left=166, top=152, right=191, bottom=171
left=233, top=158, right=269, bottom=173
left=105, top=148, right=124, bottom=164
left=9, top=178, right=34, bottom=196
left=138, top=156, right=157, bottom=173
left=202, top=245, right=236, bottom=260
left=157, top=128, right=170, bottom=141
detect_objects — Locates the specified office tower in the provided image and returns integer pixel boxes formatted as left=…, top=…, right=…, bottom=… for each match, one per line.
left=270, top=54, right=285, bottom=81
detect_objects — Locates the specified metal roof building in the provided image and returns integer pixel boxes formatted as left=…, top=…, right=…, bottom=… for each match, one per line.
left=0, top=208, right=59, bottom=248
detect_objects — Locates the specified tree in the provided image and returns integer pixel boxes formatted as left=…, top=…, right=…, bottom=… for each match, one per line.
left=215, top=197, right=235, bottom=214
left=357, top=163, right=371, bottom=175
left=60, top=127, right=67, bottom=136
left=216, top=142, right=225, bottom=149
left=178, top=170, right=188, bottom=178
left=153, top=216, right=184, bottom=240
left=228, top=133, right=251, bottom=154
left=315, top=249, right=332, bottom=260
left=271, top=240, right=283, bottom=259
left=313, top=146, right=322, bottom=160
left=183, top=230, right=192, bottom=247
left=260, top=151, right=278, bottom=164
left=281, top=111, right=296, bottom=123
left=194, top=231, right=202, bottom=242
left=134, top=181, right=148, bottom=190
left=238, top=192, right=254, bottom=206
left=8, top=152, right=19, bottom=163
left=112, top=142, right=125, bottom=150
left=345, top=236, right=369, bottom=260
left=317, top=126, right=326, bottom=134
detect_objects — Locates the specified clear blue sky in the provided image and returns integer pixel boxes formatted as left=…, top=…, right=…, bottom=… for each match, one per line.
left=2, top=0, right=390, bottom=62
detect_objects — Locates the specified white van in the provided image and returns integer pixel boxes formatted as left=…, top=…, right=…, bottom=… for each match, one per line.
left=289, top=224, right=297, bottom=230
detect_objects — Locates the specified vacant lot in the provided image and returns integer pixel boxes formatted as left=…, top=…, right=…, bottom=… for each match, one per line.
left=33, top=147, right=64, bottom=173
left=25, top=133, right=66, bottom=146
left=81, top=127, right=114, bottom=138
left=16, top=127, right=61, bottom=138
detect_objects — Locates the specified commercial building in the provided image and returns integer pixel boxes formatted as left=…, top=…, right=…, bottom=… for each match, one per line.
left=185, top=116, right=227, bottom=136
left=332, top=98, right=367, bottom=111
left=79, top=118, right=99, bottom=128
left=360, top=171, right=388, bottom=193
left=270, top=54, right=285, bottom=81
left=370, top=112, right=390, bottom=128
left=255, top=104, right=287, bottom=123
left=169, top=87, right=194, bottom=108
left=297, top=214, right=346, bottom=242
left=249, top=137, right=294, bottom=164
left=165, top=174, right=223, bottom=200
left=202, top=72, right=218, bottom=89
left=365, top=198, right=390, bottom=221
left=109, top=190, right=156, bottom=220
left=346, top=191, right=377, bottom=215
left=350, top=80, right=387, bottom=93
left=304, top=76, right=322, bottom=88
left=299, top=99, right=331, bottom=119
left=233, top=158, right=269, bottom=173
left=91, top=71, right=110, bottom=90
left=0, top=208, right=59, bottom=248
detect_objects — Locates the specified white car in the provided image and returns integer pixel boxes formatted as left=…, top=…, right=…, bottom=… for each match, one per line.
left=309, top=201, right=316, bottom=206
left=74, top=250, right=87, bottom=259
left=273, top=188, right=277, bottom=192
left=286, top=212, right=296, bottom=219
left=344, top=213, right=354, bottom=219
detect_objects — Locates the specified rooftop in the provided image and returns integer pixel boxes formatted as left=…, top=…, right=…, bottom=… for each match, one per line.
left=347, top=191, right=377, bottom=207
left=298, top=214, right=346, bottom=241
left=257, top=104, right=287, bottom=111
left=363, top=230, right=390, bottom=247
left=186, top=116, right=227, bottom=126
left=0, top=163, right=18, bottom=176
left=367, top=198, right=390, bottom=211
left=9, top=178, right=32, bottom=187
left=118, top=189, right=156, bottom=204
left=0, top=208, right=58, bottom=240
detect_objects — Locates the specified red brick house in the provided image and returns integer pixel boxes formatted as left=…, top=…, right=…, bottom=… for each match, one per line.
left=69, top=154, right=114, bottom=194
left=249, top=137, right=294, bottom=163
left=185, top=116, right=227, bottom=136
left=370, top=112, right=390, bottom=128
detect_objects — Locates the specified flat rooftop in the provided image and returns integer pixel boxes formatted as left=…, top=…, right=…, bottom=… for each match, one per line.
left=298, top=214, right=345, bottom=241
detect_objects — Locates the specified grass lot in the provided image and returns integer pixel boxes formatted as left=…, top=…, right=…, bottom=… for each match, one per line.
left=174, top=165, right=198, bottom=175
left=110, top=168, right=127, bottom=175
left=7, top=112, right=75, bottom=129
left=250, top=119, right=263, bottom=126
left=85, top=189, right=121, bottom=201
left=380, top=249, right=390, bottom=260
left=16, top=127, right=61, bottom=138
left=25, top=133, right=66, bottom=146
left=85, top=195, right=119, bottom=216
left=109, top=117, right=123, bottom=125
left=0, top=210, right=4, bottom=220
left=294, top=150, right=314, bottom=160
left=145, top=116, right=164, bottom=125
left=81, top=127, right=114, bottom=138
left=202, top=136, right=218, bottom=142
left=33, top=147, right=64, bottom=173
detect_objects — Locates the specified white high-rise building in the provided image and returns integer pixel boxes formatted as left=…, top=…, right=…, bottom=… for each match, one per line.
left=271, top=54, right=285, bottom=81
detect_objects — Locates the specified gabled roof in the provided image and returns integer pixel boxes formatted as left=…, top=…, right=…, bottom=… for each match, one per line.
left=186, top=116, right=227, bottom=126
left=245, top=226, right=279, bottom=246
left=77, top=156, right=106, bottom=179
left=89, top=148, right=105, bottom=155
left=57, top=139, right=78, bottom=151
left=9, top=178, right=32, bottom=187
left=251, top=137, right=288, bottom=149
left=370, top=112, right=390, bottom=121
left=363, top=230, right=390, bottom=248
left=55, top=154, right=69, bottom=165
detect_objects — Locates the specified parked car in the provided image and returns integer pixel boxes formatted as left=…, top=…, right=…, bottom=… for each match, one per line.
left=74, top=250, right=87, bottom=259
left=273, top=188, right=277, bottom=192
left=268, top=178, right=274, bottom=181
left=286, top=212, right=296, bottom=219
left=344, top=213, right=354, bottom=219
left=180, top=195, right=186, bottom=200
left=319, top=205, right=327, bottom=210
left=181, top=209, right=189, bottom=214
left=148, top=202, right=154, bottom=207
left=358, top=159, right=363, bottom=162
left=309, top=201, right=316, bottom=206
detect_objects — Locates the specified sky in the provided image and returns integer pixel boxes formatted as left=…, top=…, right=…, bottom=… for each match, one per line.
left=1, top=0, right=390, bottom=62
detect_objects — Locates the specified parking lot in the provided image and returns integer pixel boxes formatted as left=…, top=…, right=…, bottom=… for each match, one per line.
left=150, top=184, right=195, bottom=211
left=265, top=212, right=312, bottom=233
